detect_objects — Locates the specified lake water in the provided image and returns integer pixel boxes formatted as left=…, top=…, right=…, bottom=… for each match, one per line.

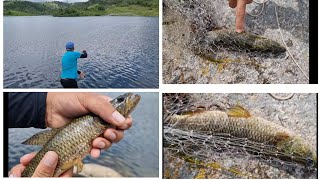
left=8, top=92, right=159, bottom=177
left=4, top=16, right=159, bottom=88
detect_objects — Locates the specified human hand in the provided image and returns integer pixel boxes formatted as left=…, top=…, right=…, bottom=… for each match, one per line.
left=9, top=151, right=72, bottom=177
left=79, top=72, right=85, bottom=79
left=228, top=0, right=253, bottom=33
left=45, top=93, right=133, bottom=158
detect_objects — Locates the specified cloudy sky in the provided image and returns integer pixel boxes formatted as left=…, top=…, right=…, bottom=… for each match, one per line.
left=28, top=0, right=88, bottom=2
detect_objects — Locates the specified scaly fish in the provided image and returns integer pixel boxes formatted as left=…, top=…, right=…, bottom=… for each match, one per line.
left=167, top=106, right=317, bottom=168
left=21, top=93, right=141, bottom=177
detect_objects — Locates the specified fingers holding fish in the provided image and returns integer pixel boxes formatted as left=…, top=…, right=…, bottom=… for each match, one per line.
left=90, top=127, right=126, bottom=158
left=80, top=93, right=127, bottom=126
left=90, top=148, right=101, bottom=159
left=45, top=92, right=132, bottom=129
left=9, top=164, right=25, bottom=177
left=32, top=151, right=58, bottom=177
left=10, top=152, right=60, bottom=177
left=116, top=115, right=133, bottom=130
left=103, top=128, right=125, bottom=143
left=9, top=152, right=36, bottom=177
left=20, top=152, right=37, bottom=166
left=90, top=118, right=129, bottom=156
left=92, top=137, right=112, bottom=150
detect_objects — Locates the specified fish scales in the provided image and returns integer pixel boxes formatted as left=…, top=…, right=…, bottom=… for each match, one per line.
left=21, top=93, right=140, bottom=177
left=23, top=116, right=106, bottom=177
left=169, top=111, right=293, bottom=144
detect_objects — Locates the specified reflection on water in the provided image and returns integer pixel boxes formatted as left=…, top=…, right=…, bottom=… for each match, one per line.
left=8, top=93, right=159, bottom=177
left=4, top=16, right=159, bottom=88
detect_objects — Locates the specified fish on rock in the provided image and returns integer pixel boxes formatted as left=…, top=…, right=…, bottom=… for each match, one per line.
left=204, top=29, right=286, bottom=54
left=167, top=105, right=317, bottom=168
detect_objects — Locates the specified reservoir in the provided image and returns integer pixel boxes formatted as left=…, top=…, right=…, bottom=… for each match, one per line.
left=4, top=16, right=159, bottom=88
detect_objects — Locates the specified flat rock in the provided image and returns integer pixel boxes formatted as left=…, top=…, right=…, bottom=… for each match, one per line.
left=74, top=164, right=123, bottom=177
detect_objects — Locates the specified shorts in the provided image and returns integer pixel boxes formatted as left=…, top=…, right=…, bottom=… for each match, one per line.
left=60, top=78, right=78, bottom=88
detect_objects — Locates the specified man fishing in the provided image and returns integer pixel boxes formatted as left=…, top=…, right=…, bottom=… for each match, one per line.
left=60, top=42, right=87, bottom=88
left=228, top=0, right=253, bottom=33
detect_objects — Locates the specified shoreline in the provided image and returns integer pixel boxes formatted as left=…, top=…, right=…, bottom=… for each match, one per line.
left=4, top=14, right=159, bottom=17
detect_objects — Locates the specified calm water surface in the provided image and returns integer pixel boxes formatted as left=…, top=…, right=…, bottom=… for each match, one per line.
left=8, top=93, right=159, bottom=177
left=4, top=16, right=159, bottom=88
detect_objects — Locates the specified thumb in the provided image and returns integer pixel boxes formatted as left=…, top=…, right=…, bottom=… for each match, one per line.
left=32, top=151, right=58, bottom=177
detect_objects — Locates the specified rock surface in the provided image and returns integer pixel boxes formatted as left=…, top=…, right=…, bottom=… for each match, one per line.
left=74, top=164, right=123, bottom=177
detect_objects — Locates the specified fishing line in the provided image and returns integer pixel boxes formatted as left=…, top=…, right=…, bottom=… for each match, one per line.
left=247, top=0, right=270, bottom=17
left=269, top=93, right=295, bottom=101
left=274, top=4, right=309, bottom=81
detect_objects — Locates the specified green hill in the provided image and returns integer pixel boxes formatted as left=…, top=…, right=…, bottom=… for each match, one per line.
left=4, top=0, right=158, bottom=16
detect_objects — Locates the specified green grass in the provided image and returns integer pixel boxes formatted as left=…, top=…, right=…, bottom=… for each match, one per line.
left=105, top=5, right=158, bottom=16
left=6, top=6, right=158, bottom=17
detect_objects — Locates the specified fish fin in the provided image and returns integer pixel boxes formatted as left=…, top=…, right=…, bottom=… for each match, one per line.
left=226, top=105, right=251, bottom=118
left=60, top=145, right=86, bottom=174
left=60, top=160, right=75, bottom=172
left=75, top=159, right=84, bottom=173
left=22, top=128, right=60, bottom=146
left=61, top=159, right=83, bottom=174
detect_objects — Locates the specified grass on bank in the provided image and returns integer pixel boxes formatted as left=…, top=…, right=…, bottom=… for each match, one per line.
left=105, top=5, right=158, bottom=16
left=5, top=2, right=159, bottom=17
left=52, top=5, right=158, bottom=17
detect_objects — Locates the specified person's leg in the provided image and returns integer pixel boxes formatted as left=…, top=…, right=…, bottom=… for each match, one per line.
left=229, top=0, right=237, bottom=8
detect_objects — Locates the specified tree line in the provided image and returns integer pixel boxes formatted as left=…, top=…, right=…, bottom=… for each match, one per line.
left=4, top=0, right=158, bottom=16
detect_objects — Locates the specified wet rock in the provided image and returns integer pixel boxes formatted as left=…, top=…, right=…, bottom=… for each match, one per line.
left=74, top=164, right=122, bottom=177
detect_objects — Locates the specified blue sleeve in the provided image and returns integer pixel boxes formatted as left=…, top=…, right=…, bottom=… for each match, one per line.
left=74, top=52, right=81, bottom=58
left=8, top=93, right=47, bottom=129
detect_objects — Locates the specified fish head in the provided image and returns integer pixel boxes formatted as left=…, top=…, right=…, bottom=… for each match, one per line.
left=279, top=136, right=317, bottom=168
left=293, top=138, right=317, bottom=169
left=110, top=93, right=141, bottom=118
left=304, top=145, right=317, bottom=169
left=306, top=152, right=317, bottom=169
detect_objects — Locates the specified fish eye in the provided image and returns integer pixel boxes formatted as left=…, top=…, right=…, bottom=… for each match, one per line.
left=116, top=97, right=125, bottom=103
